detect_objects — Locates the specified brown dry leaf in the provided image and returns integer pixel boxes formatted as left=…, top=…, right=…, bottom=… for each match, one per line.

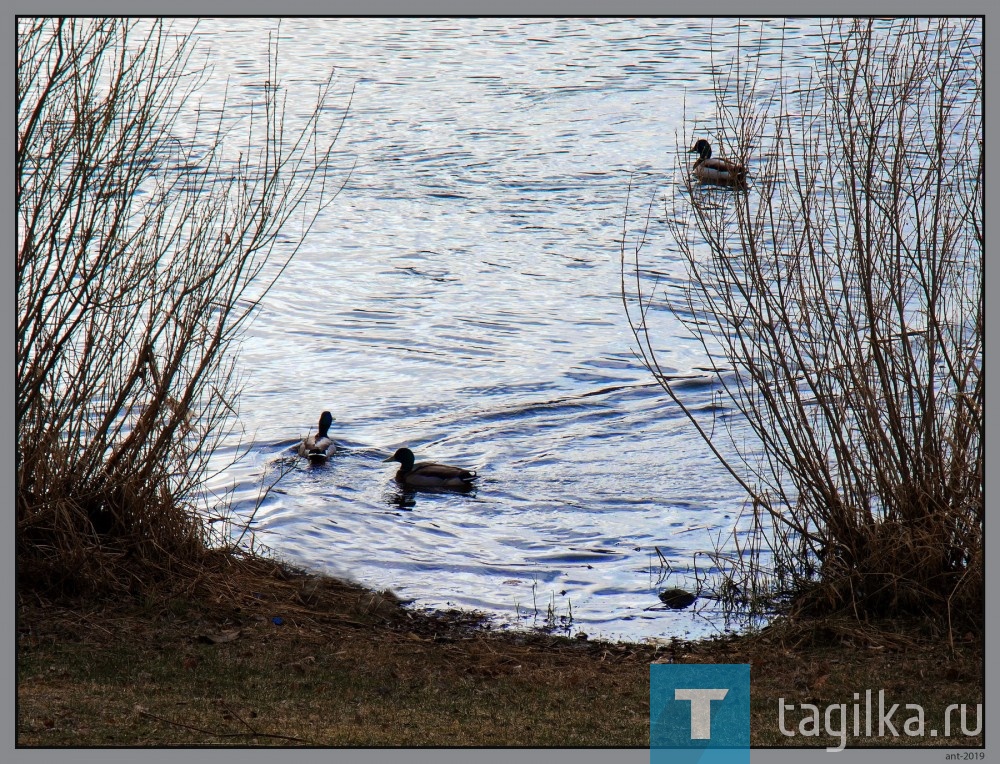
left=288, top=656, right=317, bottom=675
left=202, top=628, right=241, bottom=645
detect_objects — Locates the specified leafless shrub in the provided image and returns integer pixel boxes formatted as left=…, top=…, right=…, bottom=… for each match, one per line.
left=17, top=18, right=350, bottom=594
left=623, top=19, right=982, bottom=634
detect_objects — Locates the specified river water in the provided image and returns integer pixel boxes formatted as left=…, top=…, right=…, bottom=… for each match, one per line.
left=190, top=17, right=832, bottom=642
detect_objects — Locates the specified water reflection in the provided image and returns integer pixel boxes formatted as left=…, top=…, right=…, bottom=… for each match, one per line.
left=385, top=488, right=418, bottom=511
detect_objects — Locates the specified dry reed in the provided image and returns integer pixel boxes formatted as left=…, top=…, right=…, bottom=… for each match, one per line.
left=622, top=18, right=982, bottom=635
left=17, top=18, right=350, bottom=596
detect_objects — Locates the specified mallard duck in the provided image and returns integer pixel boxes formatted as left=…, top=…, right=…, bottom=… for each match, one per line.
left=689, top=139, right=748, bottom=186
left=383, top=447, right=478, bottom=491
left=297, top=411, right=336, bottom=464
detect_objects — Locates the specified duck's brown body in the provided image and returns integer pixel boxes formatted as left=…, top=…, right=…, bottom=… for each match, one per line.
left=384, top=447, right=478, bottom=490
left=298, top=411, right=336, bottom=464
left=689, top=139, right=748, bottom=186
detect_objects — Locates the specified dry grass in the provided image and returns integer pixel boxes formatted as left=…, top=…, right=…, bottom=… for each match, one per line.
left=17, top=558, right=983, bottom=748
left=18, top=557, right=656, bottom=747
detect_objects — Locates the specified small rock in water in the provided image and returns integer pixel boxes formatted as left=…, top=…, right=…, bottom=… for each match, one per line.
left=658, top=588, right=697, bottom=610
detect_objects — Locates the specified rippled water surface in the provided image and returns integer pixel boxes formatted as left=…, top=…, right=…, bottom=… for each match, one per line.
left=192, top=18, right=832, bottom=641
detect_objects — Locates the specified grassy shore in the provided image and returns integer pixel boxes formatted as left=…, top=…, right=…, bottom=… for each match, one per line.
left=17, top=554, right=983, bottom=748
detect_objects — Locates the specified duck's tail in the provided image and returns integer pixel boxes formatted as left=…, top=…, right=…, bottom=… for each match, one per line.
left=453, top=470, right=478, bottom=487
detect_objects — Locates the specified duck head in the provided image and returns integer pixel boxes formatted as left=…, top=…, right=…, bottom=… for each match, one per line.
left=318, top=411, right=334, bottom=437
left=689, top=139, right=712, bottom=160
left=384, top=447, right=416, bottom=470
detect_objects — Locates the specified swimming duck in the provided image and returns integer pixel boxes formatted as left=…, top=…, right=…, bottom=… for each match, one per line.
left=383, top=447, right=478, bottom=491
left=689, top=139, right=748, bottom=186
left=297, top=411, right=337, bottom=464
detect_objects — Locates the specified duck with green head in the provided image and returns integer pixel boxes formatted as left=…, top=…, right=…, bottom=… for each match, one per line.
left=383, top=447, right=478, bottom=491
left=298, top=411, right=337, bottom=464
left=689, top=139, right=748, bottom=186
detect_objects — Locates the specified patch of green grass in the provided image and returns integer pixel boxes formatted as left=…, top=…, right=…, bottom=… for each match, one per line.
left=17, top=566, right=982, bottom=748
left=18, top=620, right=652, bottom=746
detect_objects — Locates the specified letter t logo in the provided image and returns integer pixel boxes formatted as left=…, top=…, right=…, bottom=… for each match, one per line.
left=674, top=688, right=729, bottom=739
left=650, top=663, right=749, bottom=764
